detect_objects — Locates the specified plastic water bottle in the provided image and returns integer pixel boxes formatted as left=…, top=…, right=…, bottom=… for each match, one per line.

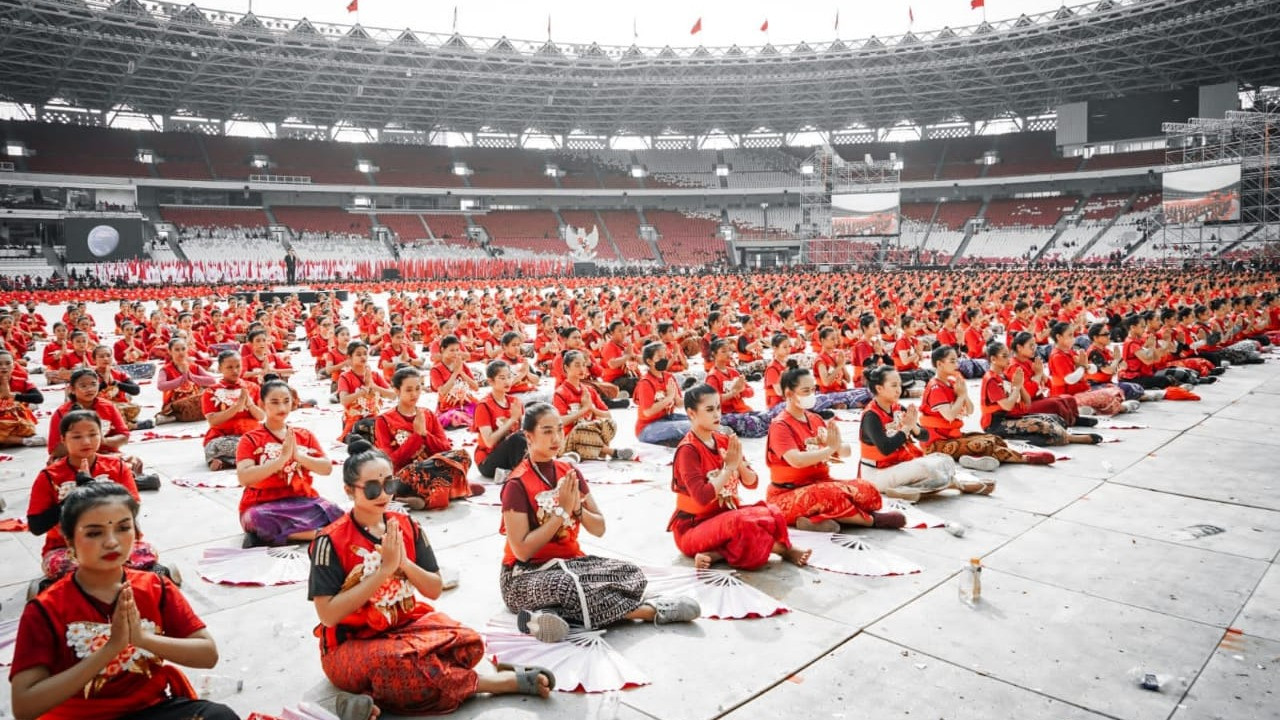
left=196, top=673, right=244, bottom=700
left=957, top=557, right=982, bottom=605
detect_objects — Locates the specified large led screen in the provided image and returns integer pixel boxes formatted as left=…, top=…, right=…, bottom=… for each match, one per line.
left=831, top=192, right=900, bottom=236
left=1163, top=164, right=1241, bottom=224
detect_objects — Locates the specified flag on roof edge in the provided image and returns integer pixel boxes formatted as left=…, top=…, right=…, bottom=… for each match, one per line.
left=970, top=0, right=984, bottom=9
left=760, top=19, right=769, bottom=32
left=346, top=0, right=358, bottom=12
left=690, top=17, right=702, bottom=34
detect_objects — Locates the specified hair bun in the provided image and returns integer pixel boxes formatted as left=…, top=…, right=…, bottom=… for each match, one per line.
left=784, top=358, right=799, bottom=370
left=346, top=439, right=375, bottom=455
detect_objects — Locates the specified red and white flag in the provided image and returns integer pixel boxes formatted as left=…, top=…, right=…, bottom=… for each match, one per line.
left=970, top=0, right=984, bottom=9
left=690, top=17, right=702, bottom=34
left=760, top=19, right=769, bottom=32
left=346, top=0, right=357, bottom=12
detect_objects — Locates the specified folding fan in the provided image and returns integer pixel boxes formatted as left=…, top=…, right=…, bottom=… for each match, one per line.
left=880, top=499, right=946, bottom=529
left=1099, top=421, right=1147, bottom=430
left=137, top=428, right=207, bottom=442
left=641, top=565, right=787, bottom=619
left=197, top=545, right=311, bottom=586
left=787, top=529, right=923, bottom=576
left=172, top=470, right=241, bottom=489
left=483, top=614, right=650, bottom=693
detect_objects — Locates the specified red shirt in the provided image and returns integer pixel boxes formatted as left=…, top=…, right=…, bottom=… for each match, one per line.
left=599, top=340, right=629, bottom=383
left=706, top=366, right=753, bottom=415
left=28, top=454, right=138, bottom=557
left=1048, top=347, right=1088, bottom=396
left=472, top=394, right=522, bottom=465
left=765, top=410, right=831, bottom=487
left=813, top=351, right=848, bottom=393
left=633, top=372, right=677, bottom=435
left=499, top=458, right=589, bottom=566
left=552, top=381, right=606, bottom=436
left=201, top=378, right=261, bottom=443
left=234, top=425, right=325, bottom=516
left=374, top=407, right=451, bottom=471
left=338, top=369, right=389, bottom=438
left=429, top=362, right=476, bottom=413
left=47, top=398, right=130, bottom=455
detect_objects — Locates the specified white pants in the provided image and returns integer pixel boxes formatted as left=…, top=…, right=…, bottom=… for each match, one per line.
left=861, top=454, right=955, bottom=492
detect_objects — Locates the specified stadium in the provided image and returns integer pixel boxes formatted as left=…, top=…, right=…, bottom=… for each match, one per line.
left=0, top=0, right=1278, bottom=718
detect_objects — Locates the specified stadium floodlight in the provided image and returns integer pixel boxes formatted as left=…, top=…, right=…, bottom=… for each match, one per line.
left=352, top=195, right=372, bottom=207
left=544, top=163, right=560, bottom=177
left=982, top=151, right=999, bottom=165
left=356, top=159, right=373, bottom=173
left=630, top=165, right=647, bottom=178
left=799, top=162, right=815, bottom=175
left=459, top=199, right=476, bottom=211
left=136, top=150, right=154, bottom=164
left=715, top=164, right=730, bottom=177
left=452, top=162, right=472, bottom=176
left=5, top=142, right=25, bottom=157
left=250, top=154, right=270, bottom=169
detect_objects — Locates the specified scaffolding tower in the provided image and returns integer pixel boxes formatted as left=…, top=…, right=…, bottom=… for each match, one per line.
left=1159, top=90, right=1280, bottom=265
left=799, top=146, right=901, bottom=266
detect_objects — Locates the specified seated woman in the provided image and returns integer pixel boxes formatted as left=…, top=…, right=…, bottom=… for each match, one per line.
left=765, top=367, right=904, bottom=533
left=858, top=365, right=963, bottom=501
left=373, top=367, right=478, bottom=511
left=981, top=342, right=1101, bottom=447
left=1007, top=331, right=1094, bottom=426
left=0, top=349, right=44, bottom=448
left=90, top=344, right=144, bottom=430
left=552, top=350, right=634, bottom=462
left=377, top=325, right=425, bottom=382
left=810, top=327, right=872, bottom=412
left=28, top=410, right=166, bottom=583
left=240, top=328, right=295, bottom=384
left=308, top=443, right=551, bottom=720
left=154, top=338, right=217, bottom=425
left=1083, top=323, right=1145, bottom=401
left=634, top=342, right=692, bottom=448
left=1046, top=322, right=1136, bottom=416
left=500, top=403, right=698, bottom=644
left=474, top=360, right=529, bottom=480
left=429, top=335, right=481, bottom=429
left=47, top=369, right=160, bottom=491
left=705, top=339, right=771, bottom=438
left=496, top=330, right=550, bottom=405
left=236, top=380, right=342, bottom=548
left=202, top=351, right=264, bottom=471
left=920, top=345, right=1053, bottom=473
left=1119, top=314, right=1197, bottom=396
left=670, top=384, right=809, bottom=569
left=338, top=341, right=395, bottom=443
left=11, top=482, right=238, bottom=720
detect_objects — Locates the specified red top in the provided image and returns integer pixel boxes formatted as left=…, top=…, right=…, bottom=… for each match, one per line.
left=428, top=362, right=476, bottom=413
left=234, top=425, right=325, bottom=515
left=374, top=407, right=451, bottom=470
left=813, top=351, right=848, bottom=393
left=1120, top=336, right=1154, bottom=380
left=599, top=340, right=629, bottom=383
left=706, top=365, right=753, bottom=415
left=979, top=370, right=1021, bottom=429
left=471, top=394, right=522, bottom=465
left=10, top=570, right=203, bottom=720
left=765, top=410, right=831, bottom=487
left=919, top=378, right=964, bottom=439
left=1047, top=347, right=1088, bottom=396
left=552, top=381, right=606, bottom=436
left=201, top=378, right=262, bottom=444
left=670, top=431, right=736, bottom=532
left=499, top=458, right=589, bottom=566
left=337, top=370, right=389, bottom=438
left=28, top=454, right=139, bottom=557
left=633, top=371, right=676, bottom=435
left=47, top=397, right=131, bottom=455
left=893, top=336, right=919, bottom=371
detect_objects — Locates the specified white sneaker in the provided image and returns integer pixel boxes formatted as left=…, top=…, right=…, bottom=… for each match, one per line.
left=20, top=435, right=46, bottom=447
left=1121, top=400, right=1141, bottom=413
left=561, top=451, right=582, bottom=464
left=492, top=468, right=510, bottom=484
left=958, top=455, right=1000, bottom=472
left=1078, top=406, right=1097, bottom=416
left=1142, top=390, right=1165, bottom=402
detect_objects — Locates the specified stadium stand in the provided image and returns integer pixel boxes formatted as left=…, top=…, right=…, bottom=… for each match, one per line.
left=271, top=206, right=372, bottom=237
left=2, top=121, right=148, bottom=178
left=983, top=196, right=1079, bottom=228
left=558, top=210, right=619, bottom=260
left=595, top=210, right=654, bottom=261
left=374, top=213, right=432, bottom=244
left=474, top=210, right=562, bottom=255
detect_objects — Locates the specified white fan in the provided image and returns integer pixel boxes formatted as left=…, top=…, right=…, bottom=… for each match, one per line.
left=0, top=616, right=17, bottom=666
left=641, top=566, right=787, bottom=620
left=788, top=530, right=923, bottom=576
left=197, top=545, right=311, bottom=586
left=585, top=460, right=659, bottom=485
left=880, top=499, right=946, bottom=529
left=483, top=614, right=649, bottom=693
left=280, top=702, right=340, bottom=720
left=171, top=470, right=241, bottom=489
left=137, top=428, right=207, bottom=442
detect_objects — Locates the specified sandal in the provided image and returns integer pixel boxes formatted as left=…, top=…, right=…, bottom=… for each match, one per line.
left=954, top=474, right=996, bottom=495
left=496, top=662, right=557, bottom=695
left=517, top=609, right=570, bottom=643
left=334, top=691, right=376, bottom=720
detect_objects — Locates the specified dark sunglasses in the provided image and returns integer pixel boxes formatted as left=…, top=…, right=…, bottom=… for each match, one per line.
left=356, top=475, right=395, bottom=500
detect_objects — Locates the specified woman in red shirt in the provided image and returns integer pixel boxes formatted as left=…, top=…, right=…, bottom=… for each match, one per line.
left=765, top=367, right=903, bottom=533
left=980, top=342, right=1100, bottom=447
left=201, top=351, right=264, bottom=471
left=338, top=341, right=395, bottom=442
left=235, top=380, right=341, bottom=547
left=11, top=482, right=237, bottom=720
left=374, top=367, right=477, bottom=511
left=705, top=339, right=770, bottom=438
left=28, top=410, right=162, bottom=582
left=473, top=360, right=529, bottom=479
left=91, top=345, right=143, bottom=430
left=1046, top=322, right=1132, bottom=415
left=308, top=443, right=551, bottom=719
left=553, top=350, right=634, bottom=461
left=155, top=338, right=217, bottom=424
left=429, top=335, right=480, bottom=429
left=807, top=328, right=872, bottom=415
left=0, top=349, right=43, bottom=447
left=857, top=365, right=957, bottom=501
left=633, top=343, right=692, bottom=447
left=670, top=384, right=807, bottom=570
left=500, top=403, right=697, bottom=643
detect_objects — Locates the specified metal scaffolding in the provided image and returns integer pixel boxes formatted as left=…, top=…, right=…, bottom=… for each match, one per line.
left=1160, top=91, right=1280, bottom=265
left=799, top=146, right=900, bottom=266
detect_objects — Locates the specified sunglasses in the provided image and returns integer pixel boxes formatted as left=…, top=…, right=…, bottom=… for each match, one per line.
left=355, top=475, right=395, bottom=500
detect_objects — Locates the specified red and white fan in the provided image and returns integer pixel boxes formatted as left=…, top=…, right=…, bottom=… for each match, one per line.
left=137, top=428, right=207, bottom=442
left=172, top=470, right=241, bottom=489
left=0, top=616, right=17, bottom=666
left=880, top=499, right=946, bottom=529
left=788, top=530, right=923, bottom=576
left=278, top=703, right=339, bottom=720
left=1099, top=421, right=1147, bottom=430
left=583, top=460, right=659, bottom=485
left=483, top=615, right=649, bottom=693
left=641, top=566, right=787, bottom=619
left=197, top=545, right=311, bottom=586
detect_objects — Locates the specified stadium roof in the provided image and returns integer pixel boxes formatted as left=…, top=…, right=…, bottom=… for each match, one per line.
left=0, top=0, right=1277, bottom=137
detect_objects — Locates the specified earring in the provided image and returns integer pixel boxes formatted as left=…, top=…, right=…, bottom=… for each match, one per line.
left=65, top=548, right=77, bottom=564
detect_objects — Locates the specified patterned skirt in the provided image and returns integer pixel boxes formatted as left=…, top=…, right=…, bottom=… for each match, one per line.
left=394, top=449, right=474, bottom=510
left=240, top=496, right=344, bottom=546
left=766, top=478, right=883, bottom=525
left=1070, top=385, right=1125, bottom=415
left=204, top=435, right=242, bottom=466
left=437, top=403, right=476, bottom=429
left=321, top=612, right=482, bottom=716
left=0, top=404, right=37, bottom=442
left=925, top=433, right=1026, bottom=463
left=43, top=541, right=158, bottom=580
left=565, top=417, right=617, bottom=460
left=120, top=362, right=155, bottom=380
left=720, top=412, right=772, bottom=439
left=500, top=555, right=647, bottom=630
left=163, top=393, right=205, bottom=423
left=987, top=413, right=1072, bottom=446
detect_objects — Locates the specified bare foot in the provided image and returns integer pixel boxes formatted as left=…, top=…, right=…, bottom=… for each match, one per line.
left=477, top=669, right=552, bottom=698
left=693, top=551, right=723, bottom=569
left=207, top=458, right=226, bottom=471
left=782, top=546, right=813, bottom=567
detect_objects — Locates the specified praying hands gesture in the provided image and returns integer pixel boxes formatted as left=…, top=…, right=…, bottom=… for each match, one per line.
left=557, top=469, right=581, bottom=516
left=377, top=517, right=405, bottom=579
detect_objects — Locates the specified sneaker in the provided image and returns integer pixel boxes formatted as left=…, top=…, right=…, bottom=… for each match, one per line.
left=152, top=414, right=175, bottom=426
left=816, top=409, right=837, bottom=420
left=329, top=393, right=340, bottom=404
left=958, top=455, right=999, bottom=472
left=1078, top=406, right=1096, bottom=416
left=29, top=365, right=43, bottom=375
left=1209, top=367, right=1226, bottom=376
left=135, top=473, right=161, bottom=492
left=1221, top=360, right=1232, bottom=368
left=1121, top=400, right=1142, bottom=413
left=645, top=595, right=701, bottom=625
left=20, top=435, right=46, bottom=447
left=1197, top=376, right=1218, bottom=385
left=615, top=391, right=630, bottom=400
left=134, top=419, right=154, bottom=430
left=1141, top=390, right=1165, bottom=402
left=605, top=398, right=630, bottom=410
left=611, top=447, right=635, bottom=461
left=517, top=609, right=570, bottom=643
left=746, top=372, right=763, bottom=382
left=300, top=398, right=319, bottom=408
left=561, top=452, right=582, bottom=464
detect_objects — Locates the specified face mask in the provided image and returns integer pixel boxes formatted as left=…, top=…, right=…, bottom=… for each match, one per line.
left=797, top=394, right=818, bottom=410
left=654, top=359, right=670, bottom=372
